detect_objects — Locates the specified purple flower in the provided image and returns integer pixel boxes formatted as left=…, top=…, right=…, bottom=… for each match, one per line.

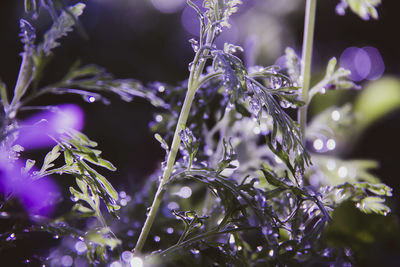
left=0, top=104, right=85, bottom=216
left=17, top=104, right=84, bottom=149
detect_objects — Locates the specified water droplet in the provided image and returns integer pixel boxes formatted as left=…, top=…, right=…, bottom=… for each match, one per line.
left=253, top=126, right=261, bottom=135
left=70, top=196, right=78, bottom=202
left=178, top=186, right=192, bottom=199
left=87, top=96, right=96, bottom=103
left=313, top=139, right=324, bottom=151
left=326, top=160, right=336, bottom=171
left=268, top=249, right=274, bottom=257
left=215, top=26, right=222, bottom=36
left=267, top=76, right=282, bottom=89
left=158, top=85, right=165, bottom=93
left=167, top=201, right=179, bottom=210
left=229, top=234, right=235, bottom=244
left=130, top=257, right=143, bottom=267
left=280, top=100, right=290, bottom=109
left=127, top=230, right=134, bottom=237
left=0, top=211, right=9, bottom=218
left=9, top=110, right=16, bottom=119
left=257, top=246, right=263, bottom=252
left=75, top=241, right=87, bottom=253
left=155, top=115, right=163, bottom=122
left=6, top=233, right=16, bottom=241
left=119, top=191, right=127, bottom=198
left=110, top=261, right=122, bottom=267
left=120, top=199, right=128, bottom=206
left=121, top=251, right=133, bottom=262
left=161, top=161, right=167, bottom=170
left=331, top=110, right=341, bottom=121
left=166, top=227, right=174, bottom=234
left=188, top=62, right=194, bottom=71
left=61, top=255, right=73, bottom=267
left=249, top=98, right=261, bottom=116
left=189, top=38, right=199, bottom=52
left=338, top=166, right=348, bottom=178
left=146, top=207, right=151, bottom=216
left=320, top=87, right=326, bottom=94
left=154, top=236, right=161, bottom=242
left=326, top=139, right=336, bottom=150
left=190, top=248, right=200, bottom=255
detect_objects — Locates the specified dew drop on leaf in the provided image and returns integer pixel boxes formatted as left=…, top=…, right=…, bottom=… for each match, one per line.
left=267, top=76, right=282, bottom=89
left=190, top=248, right=200, bottom=255
left=280, top=100, right=290, bottom=109
left=249, top=98, right=261, bottom=116
left=146, top=207, right=151, bottom=216
left=189, top=38, right=199, bottom=52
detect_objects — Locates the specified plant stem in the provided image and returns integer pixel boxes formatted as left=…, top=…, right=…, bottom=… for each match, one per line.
left=134, top=32, right=214, bottom=254
left=298, top=0, right=317, bottom=140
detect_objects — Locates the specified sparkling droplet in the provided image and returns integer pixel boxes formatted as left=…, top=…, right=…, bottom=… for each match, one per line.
left=146, top=207, right=151, bottom=216
left=122, top=251, right=133, bottom=262
left=326, top=160, right=336, bottom=171
left=155, top=114, right=163, bottom=122
left=268, top=249, right=274, bottom=257
left=178, top=186, right=192, bottom=199
left=326, top=139, right=336, bottom=150
left=320, top=87, right=326, bottom=94
left=130, top=257, right=143, bottom=267
left=61, top=255, right=73, bottom=267
left=189, top=38, right=199, bottom=52
left=190, top=248, right=200, bottom=255
left=338, top=166, right=348, bottom=178
left=267, top=76, right=282, bottom=89
left=75, top=241, right=87, bottom=253
left=87, top=96, right=96, bottom=103
left=154, top=236, right=161, bottom=242
left=158, top=85, right=165, bottom=93
left=313, top=139, right=324, bottom=151
left=249, top=98, right=261, bottom=116
left=257, top=246, right=263, bottom=252
left=331, top=110, right=341, bottom=121
left=188, top=62, right=194, bottom=71
left=280, top=100, right=290, bottom=109
left=110, top=261, right=122, bottom=267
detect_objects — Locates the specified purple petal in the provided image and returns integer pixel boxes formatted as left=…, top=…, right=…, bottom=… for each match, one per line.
left=17, top=104, right=84, bottom=149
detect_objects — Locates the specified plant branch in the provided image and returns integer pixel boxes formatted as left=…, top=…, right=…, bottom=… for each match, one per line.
left=133, top=30, right=215, bottom=254
left=298, top=0, right=317, bottom=140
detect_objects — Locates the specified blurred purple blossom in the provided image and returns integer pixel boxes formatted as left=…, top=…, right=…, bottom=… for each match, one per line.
left=340, top=46, right=385, bottom=82
left=17, top=104, right=84, bottom=149
left=0, top=153, right=59, bottom=216
left=0, top=104, right=84, bottom=216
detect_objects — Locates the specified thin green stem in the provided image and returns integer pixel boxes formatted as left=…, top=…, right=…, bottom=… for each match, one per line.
left=298, top=0, right=317, bottom=140
left=133, top=31, right=215, bottom=254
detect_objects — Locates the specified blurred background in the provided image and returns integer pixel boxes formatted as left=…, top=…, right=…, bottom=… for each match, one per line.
left=0, top=0, right=400, bottom=264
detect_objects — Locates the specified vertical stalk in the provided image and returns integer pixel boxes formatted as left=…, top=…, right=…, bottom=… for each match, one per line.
left=298, top=0, right=317, bottom=140
left=134, top=32, right=214, bottom=254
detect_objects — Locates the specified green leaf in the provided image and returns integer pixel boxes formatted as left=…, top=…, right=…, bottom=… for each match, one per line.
left=358, top=196, right=390, bottom=215
left=39, top=3, right=85, bottom=55
left=40, top=145, right=61, bottom=173
left=341, top=0, right=381, bottom=20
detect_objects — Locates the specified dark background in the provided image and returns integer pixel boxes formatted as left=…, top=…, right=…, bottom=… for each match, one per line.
left=0, top=0, right=400, bottom=264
